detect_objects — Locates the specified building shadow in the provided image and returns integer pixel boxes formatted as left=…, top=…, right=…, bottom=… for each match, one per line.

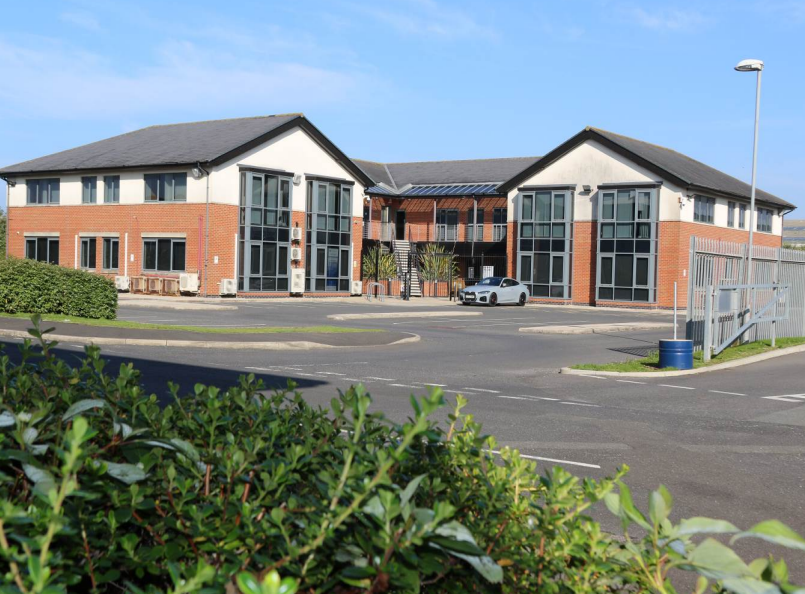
left=0, top=340, right=328, bottom=406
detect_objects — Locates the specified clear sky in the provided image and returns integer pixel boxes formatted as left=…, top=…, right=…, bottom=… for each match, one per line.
left=1, top=0, right=802, bottom=212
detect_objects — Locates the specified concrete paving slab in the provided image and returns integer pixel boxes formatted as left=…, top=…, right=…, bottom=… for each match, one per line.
left=520, top=321, right=673, bottom=334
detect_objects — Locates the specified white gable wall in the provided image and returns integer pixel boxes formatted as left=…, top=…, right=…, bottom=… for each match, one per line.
left=212, top=127, right=365, bottom=217
left=505, top=140, right=685, bottom=222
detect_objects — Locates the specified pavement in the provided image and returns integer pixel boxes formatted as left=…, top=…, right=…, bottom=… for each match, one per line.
left=2, top=297, right=804, bottom=580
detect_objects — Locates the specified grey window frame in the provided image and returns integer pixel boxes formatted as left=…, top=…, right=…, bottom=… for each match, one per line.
left=142, top=238, right=186, bottom=272
left=596, top=188, right=657, bottom=303
left=436, top=209, right=459, bottom=241
left=104, top=176, right=120, bottom=203
left=25, top=237, right=59, bottom=264
left=466, top=208, right=484, bottom=242
left=516, top=190, right=572, bottom=299
left=239, top=172, right=293, bottom=292
left=305, top=179, right=352, bottom=292
left=26, top=179, right=60, bottom=204
left=727, top=201, right=736, bottom=228
left=757, top=208, right=773, bottom=233
left=82, top=176, right=97, bottom=204
left=492, top=207, right=507, bottom=241
left=693, top=195, right=715, bottom=224
left=103, top=237, right=119, bottom=270
left=739, top=203, right=747, bottom=229
left=80, top=237, right=97, bottom=269
left=144, top=173, right=187, bottom=202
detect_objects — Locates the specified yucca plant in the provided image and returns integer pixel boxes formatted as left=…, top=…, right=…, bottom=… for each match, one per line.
left=361, top=245, right=398, bottom=280
left=418, top=243, right=459, bottom=282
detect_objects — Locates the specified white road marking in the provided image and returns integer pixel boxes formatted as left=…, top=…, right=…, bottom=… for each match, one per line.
left=585, top=376, right=608, bottom=380
left=489, top=449, right=601, bottom=469
left=762, top=394, right=805, bottom=403
left=497, top=395, right=531, bottom=401
left=709, top=390, right=747, bottom=396
left=659, top=384, right=696, bottom=390
left=315, top=372, right=346, bottom=376
left=520, top=395, right=560, bottom=401
left=413, top=382, right=447, bottom=387
left=342, top=378, right=363, bottom=382
left=389, top=383, right=417, bottom=388
left=561, top=402, right=600, bottom=407
left=364, top=376, right=396, bottom=381
left=463, top=388, right=500, bottom=394
left=616, top=379, right=646, bottom=384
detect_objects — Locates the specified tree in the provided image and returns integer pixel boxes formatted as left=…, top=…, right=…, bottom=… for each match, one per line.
left=0, top=208, right=6, bottom=260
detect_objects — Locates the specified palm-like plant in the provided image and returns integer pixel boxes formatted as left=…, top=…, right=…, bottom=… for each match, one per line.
left=362, top=245, right=398, bottom=280
left=418, top=243, right=459, bottom=282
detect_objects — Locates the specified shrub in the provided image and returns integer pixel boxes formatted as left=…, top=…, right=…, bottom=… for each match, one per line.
left=0, top=319, right=803, bottom=593
left=0, top=257, right=117, bottom=319
left=418, top=243, right=459, bottom=282
left=361, top=245, right=398, bottom=280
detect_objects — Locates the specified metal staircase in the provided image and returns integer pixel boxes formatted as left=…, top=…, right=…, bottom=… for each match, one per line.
left=392, top=239, right=422, bottom=297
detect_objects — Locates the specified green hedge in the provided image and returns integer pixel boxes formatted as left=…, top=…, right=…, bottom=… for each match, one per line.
left=0, top=257, right=117, bottom=319
left=0, top=320, right=803, bottom=593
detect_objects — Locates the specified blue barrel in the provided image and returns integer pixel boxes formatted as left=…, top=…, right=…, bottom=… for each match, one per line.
left=658, top=339, right=694, bottom=370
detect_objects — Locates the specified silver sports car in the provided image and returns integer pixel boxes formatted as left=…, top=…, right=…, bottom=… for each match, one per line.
left=458, top=276, right=530, bottom=306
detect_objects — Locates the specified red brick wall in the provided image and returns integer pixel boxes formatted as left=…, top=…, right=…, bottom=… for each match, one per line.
left=506, top=221, right=517, bottom=277
left=656, top=221, right=782, bottom=309
left=572, top=221, right=597, bottom=304
left=8, top=203, right=238, bottom=296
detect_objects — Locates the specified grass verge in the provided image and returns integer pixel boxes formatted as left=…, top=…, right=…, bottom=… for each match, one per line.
left=572, top=336, right=805, bottom=372
left=0, top=312, right=379, bottom=335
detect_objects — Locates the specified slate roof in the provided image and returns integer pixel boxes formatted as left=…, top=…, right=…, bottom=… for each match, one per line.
left=354, top=157, right=540, bottom=194
left=0, top=115, right=308, bottom=175
left=592, top=128, right=793, bottom=209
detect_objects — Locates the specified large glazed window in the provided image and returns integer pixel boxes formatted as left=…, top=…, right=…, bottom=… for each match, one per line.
left=143, top=239, right=185, bottom=272
left=305, top=180, right=352, bottom=292
left=80, top=237, right=97, bottom=269
left=25, top=237, right=59, bottom=264
left=144, top=173, right=187, bottom=202
left=26, top=179, right=60, bottom=204
left=238, top=172, right=292, bottom=291
left=517, top=190, right=572, bottom=299
left=597, top=188, right=657, bottom=302
left=436, top=209, right=458, bottom=241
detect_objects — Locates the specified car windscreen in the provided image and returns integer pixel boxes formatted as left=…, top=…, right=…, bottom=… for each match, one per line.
left=477, top=277, right=503, bottom=286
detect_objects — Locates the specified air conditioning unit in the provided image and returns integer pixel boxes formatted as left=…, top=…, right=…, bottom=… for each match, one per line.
left=220, top=278, right=237, bottom=296
left=114, top=276, right=130, bottom=292
left=179, top=273, right=200, bottom=293
left=351, top=280, right=363, bottom=295
left=291, top=247, right=302, bottom=261
left=291, top=227, right=302, bottom=241
left=290, top=269, right=305, bottom=294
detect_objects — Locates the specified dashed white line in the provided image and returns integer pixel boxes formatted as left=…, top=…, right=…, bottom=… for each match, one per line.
left=520, top=395, right=560, bottom=401
left=659, top=384, right=696, bottom=390
left=489, top=449, right=601, bottom=469
left=315, top=372, right=346, bottom=376
left=364, top=376, right=396, bottom=381
left=463, top=388, right=500, bottom=394
left=416, top=382, right=447, bottom=387
left=762, top=394, right=805, bottom=403
left=389, top=383, right=417, bottom=388
left=561, top=402, right=600, bottom=407
left=497, top=395, right=531, bottom=401
left=616, top=379, right=646, bottom=384
left=709, top=390, right=746, bottom=396
left=585, top=375, right=609, bottom=380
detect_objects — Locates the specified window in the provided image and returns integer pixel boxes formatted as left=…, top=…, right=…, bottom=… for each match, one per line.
left=493, top=207, right=507, bottom=241
left=436, top=209, right=458, bottom=241
left=239, top=172, right=293, bottom=292
left=26, top=179, right=60, bottom=204
left=80, top=238, right=97, bottom=269
left=82, top=177, right=97, bottom=204
left=305, top=180, right=352, bottom=292
left=739, top=204, right=747, bottom=229
left=143, top=239, right=185, bottom=272
left=144, top=173, right=187, bottom=202
left=466, top=208, right=484, bottom=242
left=518, top=190, right=571, bottom=299
left=757, top=208, right=773, bottom=233
left=25, top=237, right=59, bottom=264
left=693, top=195, right=715, bottom=224
left=103, top=238, right=119, bottom=270
left=104, top=176, right=120, bottom=203
left=597, top=188, right=657, bottom=302
left=727, top=201, right=736, bottom=228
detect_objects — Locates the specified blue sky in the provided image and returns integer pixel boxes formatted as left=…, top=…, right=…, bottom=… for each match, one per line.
left=1, top=0, right=803, bottom=212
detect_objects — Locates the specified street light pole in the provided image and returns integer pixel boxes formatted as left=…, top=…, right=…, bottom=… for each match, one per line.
left=734, top=59, right=764, bottom=287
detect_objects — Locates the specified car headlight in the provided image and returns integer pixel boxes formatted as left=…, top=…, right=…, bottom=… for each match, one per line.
left=478, top=290, right=490, bottom=295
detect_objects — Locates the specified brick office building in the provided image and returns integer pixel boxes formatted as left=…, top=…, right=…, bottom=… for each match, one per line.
left=1, top=115, right=795, bottom=307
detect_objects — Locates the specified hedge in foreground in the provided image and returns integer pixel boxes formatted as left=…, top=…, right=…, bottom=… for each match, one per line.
left=0, top=257, right=117, bottom=320
left=0, top=319, right=803, bottom=593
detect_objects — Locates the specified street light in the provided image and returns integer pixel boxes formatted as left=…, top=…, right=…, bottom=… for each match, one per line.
left=734, top=58, right=763, bottom=288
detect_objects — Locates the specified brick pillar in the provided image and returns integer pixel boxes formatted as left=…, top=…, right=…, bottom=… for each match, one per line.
left=572, top=221, right=597, bottom=305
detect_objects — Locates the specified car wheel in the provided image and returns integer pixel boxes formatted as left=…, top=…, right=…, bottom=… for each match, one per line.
left=518, top=293, right=527, bottom=306
left=489, top=293, right=498, bottom=306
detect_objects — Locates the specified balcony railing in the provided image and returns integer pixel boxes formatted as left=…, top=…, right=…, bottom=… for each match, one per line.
left=465, top=225, right=484, bottom=242
left=493, top=224, right=507, bottom=242
left=436, top=225, right=458, bottom=241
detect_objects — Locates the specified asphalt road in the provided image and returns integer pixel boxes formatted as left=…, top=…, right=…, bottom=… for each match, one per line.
left=4, top=299, right=804, bottom=580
